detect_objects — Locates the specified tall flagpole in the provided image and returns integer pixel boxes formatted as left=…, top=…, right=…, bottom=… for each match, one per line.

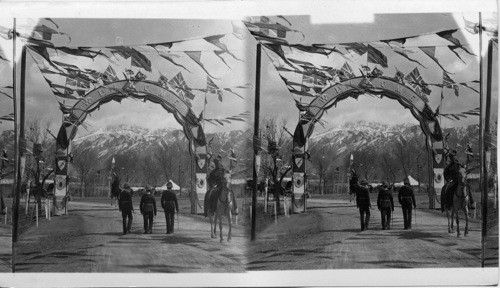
left=251, top=43, right=261, bottom=241
left=477, top=12, right=486, bottom=268
left=12, top=18, right=27, bottom=272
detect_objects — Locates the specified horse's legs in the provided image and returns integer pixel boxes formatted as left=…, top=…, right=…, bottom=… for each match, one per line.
left=218, top=211, right=224, bottom=243
left=227, top=210, right=232, bottom=242
left=209, top=213, right=216, bottom=238
left=456, top=209, right=461, bottom=237
left=446, top=209, right=453, bottom=233
left=464, top=206, right=469, bottom=236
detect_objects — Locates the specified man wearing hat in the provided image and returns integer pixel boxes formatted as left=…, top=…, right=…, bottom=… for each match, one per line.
left=140, top=185, right=157, bottom=234
left=398, top=178, right=416, bottom=229
left=353, top=179, right=371, bottom=231
left=161, top=181, right=179, bottom=234
left=377, top=180, right=394, bottom=230
left=118, top=183, right=134, bottom=235
left=443, top=151, right=475, bottom=211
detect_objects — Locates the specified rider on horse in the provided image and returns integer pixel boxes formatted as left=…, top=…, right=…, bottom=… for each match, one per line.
left=205, top=156, right=227, bottom=217
left=442, top=150, right=474, bottom=211
left=204, top=155, right=238, bottom=217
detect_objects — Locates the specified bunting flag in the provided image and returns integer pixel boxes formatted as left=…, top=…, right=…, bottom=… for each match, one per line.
left=0, top=25, right=12, bottom=40
left=27, top=45, right=63, bottom=72
left=436, top=29, right=476, bottom=56
left=463, top=15, right=498, bottom=37
left=404, top=67, right=431, bottom=98
left=168, top=72, right=196, bottom=101
left=213, top=50, right=232, bottom=69
left=221, top=88, right=245, bottom=99
left=439, top=107, right=480, bottom=121
left=0, top=113, right=14, bottom=122
left=204, top=34, right=241, bottom=61
left=419, top=46, right=453, bottom=74
left=0, top=90, right=12, bottom=99
left=262, top=43, right=297, bottom=69
left=390, top=45, right=426, bottom=68
left=185, top=51, right=219, bottom=79
left=206, top=77, right=223, bottom=102
left=108, top=46, right=152, bottom=72
left=442, top=72, right=459, bottom=96
left=58, top=102, right=72, bottom=114
left=366, top=45, right=388, bottom=67
left=158, top=52, right=191, bottom=73
left=203, top=111, right=251, bottom=126
left=231, top=21, right=247, bottom=40
left=339, top=62, right=355, bottom=81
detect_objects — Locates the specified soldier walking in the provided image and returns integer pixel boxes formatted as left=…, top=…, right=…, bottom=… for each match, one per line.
left=377, top=180, right=394, bottom=230
left=161, top=182, right=179, bottom=234
left=398, top=178, right=417, bottom=230
left=140, top=185, right=157, bottom=234
left=118, top=183, right=134, bottom=235
left=353, top=179, right=371, bottom=231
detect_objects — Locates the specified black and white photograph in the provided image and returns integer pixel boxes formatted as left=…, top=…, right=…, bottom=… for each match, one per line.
left=0, top=0, right=498, bottom=287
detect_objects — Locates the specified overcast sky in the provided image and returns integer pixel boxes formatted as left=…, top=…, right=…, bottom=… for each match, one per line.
left=0, top=2, right=497, bottom=141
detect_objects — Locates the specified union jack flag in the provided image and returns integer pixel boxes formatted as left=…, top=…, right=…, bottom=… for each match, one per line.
left=405, top=67, right=431, bottom=97
left=65, top=76, right=90, bottom=97
left=302, top=74, right=327, bottom=93
left=338, top=62, right=355, bottom=81
left=168, top=72, right=195, bottom=100
left=102, top=65, right=118, bottom=84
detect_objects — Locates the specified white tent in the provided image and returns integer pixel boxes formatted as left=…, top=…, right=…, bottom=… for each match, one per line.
left=157, top=180, right=180, bottom=191
left=395, top=175, right=419, bottom=186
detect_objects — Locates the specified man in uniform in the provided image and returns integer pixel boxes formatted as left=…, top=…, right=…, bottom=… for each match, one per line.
left=398, top=178, right=416, bottom=230
left=140, top=185, right=157, bottom=234
left=118, top=183, right=134, bottom=235
left=353, top=179, right=371, bottom=231
left=161, top=182, right=179, bottom=234
left=377, top=180, right=394, bottom=230
left=443, top=151, right=475, bottom=211
left=205, top=157, right=225, bottom=216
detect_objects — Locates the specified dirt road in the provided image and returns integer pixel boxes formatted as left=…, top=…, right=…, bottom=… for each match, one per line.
left=0, top=222, right=11, bottom=272
left=248, top=197, right=484, bottom=270
left=14, top=198, right=247, bottom=272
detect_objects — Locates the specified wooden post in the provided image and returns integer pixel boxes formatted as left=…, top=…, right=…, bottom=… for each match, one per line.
left=251, top=43, right=261, bottom=241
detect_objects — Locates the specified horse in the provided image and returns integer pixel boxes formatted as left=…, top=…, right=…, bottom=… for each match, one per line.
left=443, top=167, right=470, bottom=237
left=206, top=173, right=234, bottom=243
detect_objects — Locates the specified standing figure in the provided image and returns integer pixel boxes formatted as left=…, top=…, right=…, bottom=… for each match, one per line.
left=161, top=182, right=179, bottom=234
left=398, top=178, right=416, bottom=230
left=140, top=185, right=157, bottom=234
left=353, top=179, right=371, bottom=231
left=377, top=180, right=394, bottom=230
left=118, top=183, right=134, bottom=235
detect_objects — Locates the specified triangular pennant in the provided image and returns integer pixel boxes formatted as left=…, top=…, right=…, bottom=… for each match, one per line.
left=185, top=51, right=219, bottom=79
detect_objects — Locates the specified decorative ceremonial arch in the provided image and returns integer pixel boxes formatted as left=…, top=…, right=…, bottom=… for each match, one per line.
left=292, top=76, right=446, bottom=200
left=54, top=80, right=208, bottom=204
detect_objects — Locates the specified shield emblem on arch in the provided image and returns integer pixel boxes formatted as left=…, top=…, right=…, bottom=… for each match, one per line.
left=295, top=157, right=303, bottom=169
left=57, top=160, right=66, bottom=172
left=197, top=158, right=206, bottom=170
left=434, top=154, right=442, bottom=165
